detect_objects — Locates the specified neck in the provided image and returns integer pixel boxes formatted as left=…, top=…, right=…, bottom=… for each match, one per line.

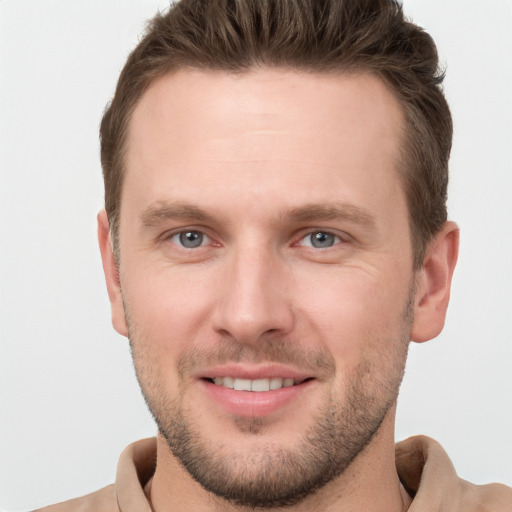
left=148, top=407, right=411, bottom=512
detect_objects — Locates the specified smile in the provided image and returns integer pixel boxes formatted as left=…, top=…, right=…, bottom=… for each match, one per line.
left=209, top=376, right=307, bottom=392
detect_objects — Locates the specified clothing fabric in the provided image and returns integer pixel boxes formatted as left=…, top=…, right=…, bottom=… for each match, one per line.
left=34, top=436, right=511, bottom=512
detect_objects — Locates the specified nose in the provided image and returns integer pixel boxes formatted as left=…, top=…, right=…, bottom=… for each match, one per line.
left=212, top=245, right=294, bottom=345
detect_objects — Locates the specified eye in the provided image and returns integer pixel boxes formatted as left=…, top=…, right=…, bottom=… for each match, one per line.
left=169, top=230, right=210, bottom=249
left=299, top=231, right=341, bottom=249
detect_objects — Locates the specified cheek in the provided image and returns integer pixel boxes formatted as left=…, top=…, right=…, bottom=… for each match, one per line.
left=121, top=265, right=217, bottom=372
left=293, top=266, right=411, bottom=362
left=124, top=262, right=214, bottom=319
left=297, top=271, right=411, bottom=404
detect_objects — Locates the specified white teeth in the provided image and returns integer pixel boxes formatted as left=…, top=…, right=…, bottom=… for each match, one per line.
left=233, top=378, right=252, bottom=391
left=251, top=378, right=270, bottom=392
left=211, top=376, right=300, bottom=392
left=223, top=376, right=234, bottom=388
left=283, top=378, right=294, bottom=387
left=269, top=377, right=283, bottom=390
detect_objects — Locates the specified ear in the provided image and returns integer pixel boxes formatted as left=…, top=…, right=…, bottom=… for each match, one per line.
left=410, top=221, right=459, bottom=343
left=97, top=210, right=128, bottom=337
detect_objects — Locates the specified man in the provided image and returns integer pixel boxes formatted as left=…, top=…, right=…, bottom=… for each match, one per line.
left=36, top=0, right=511, bottom=510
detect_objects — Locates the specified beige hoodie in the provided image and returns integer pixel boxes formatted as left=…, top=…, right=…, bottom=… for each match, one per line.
left=35, top=436, right=511, bottom=512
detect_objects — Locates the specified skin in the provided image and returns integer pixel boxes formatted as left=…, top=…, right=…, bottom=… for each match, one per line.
left=98, top=69, right=459, bottom=511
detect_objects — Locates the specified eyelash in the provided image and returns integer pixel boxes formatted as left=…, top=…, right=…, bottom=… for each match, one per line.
left=163, top=228, right=346, bottom=250
left=166, top=230, right=213, bottom=249
left=296, top=230, right=343, bottom=249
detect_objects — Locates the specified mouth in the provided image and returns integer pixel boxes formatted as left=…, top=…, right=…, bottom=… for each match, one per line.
left=204, top=376, right=311, bottom=392
left=199, top=370, right=316, bottom=417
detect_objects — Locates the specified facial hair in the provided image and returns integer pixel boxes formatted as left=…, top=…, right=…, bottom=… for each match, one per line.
left=126, top=294, right=413, bottom=509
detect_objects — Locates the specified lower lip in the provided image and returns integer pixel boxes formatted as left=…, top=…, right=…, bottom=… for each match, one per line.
left=200, top=379, right=314, bottom=417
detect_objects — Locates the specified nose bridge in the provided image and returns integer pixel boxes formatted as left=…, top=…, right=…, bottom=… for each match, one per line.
left=213, top=240, right=293, bottom=343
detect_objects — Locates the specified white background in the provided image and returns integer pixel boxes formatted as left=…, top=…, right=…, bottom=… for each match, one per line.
left=1, top=1, right=511, bottom=510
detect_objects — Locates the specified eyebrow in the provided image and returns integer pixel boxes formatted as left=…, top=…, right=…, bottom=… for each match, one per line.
left=139, top=201, right=376, bottom=229
left=287, top=204, right=376, bottom=229
left=140, top=202, right=214, bottom=226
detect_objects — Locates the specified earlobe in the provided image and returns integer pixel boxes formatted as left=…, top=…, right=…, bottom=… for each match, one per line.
left=410, top=221, right=459, bottom=343
left=97, top=210, right=128, bottom=337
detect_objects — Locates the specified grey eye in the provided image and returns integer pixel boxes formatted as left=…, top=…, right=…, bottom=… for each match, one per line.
left=308, top=232, right=338, bottom=248
left=178, top=231, right=204, bottom=248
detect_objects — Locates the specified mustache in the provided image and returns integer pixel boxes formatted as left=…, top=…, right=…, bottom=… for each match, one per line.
left=177, top=336, right=336, bottom=379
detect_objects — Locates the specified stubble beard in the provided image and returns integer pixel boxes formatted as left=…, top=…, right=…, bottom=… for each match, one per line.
left=127, top=297, right=413, bottom=509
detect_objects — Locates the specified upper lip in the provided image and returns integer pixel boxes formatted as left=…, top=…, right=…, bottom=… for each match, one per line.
left=194, top=363, right=314, bottom=381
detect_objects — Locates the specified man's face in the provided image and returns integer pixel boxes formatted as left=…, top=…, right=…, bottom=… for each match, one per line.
left=115, top=69, right=416, bottom=507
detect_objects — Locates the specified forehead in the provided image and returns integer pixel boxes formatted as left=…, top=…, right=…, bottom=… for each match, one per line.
left=123, top=68, right=405, bottom=220
left=128, top=68, right=404, bottom=158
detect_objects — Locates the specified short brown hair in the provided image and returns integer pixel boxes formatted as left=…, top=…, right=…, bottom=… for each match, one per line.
left=100, top=0, right=452, bottom=268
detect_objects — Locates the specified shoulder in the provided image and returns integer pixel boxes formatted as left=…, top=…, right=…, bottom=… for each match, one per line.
left=397, top=436, right=512, bottom=512
left=459, top=480, right=512, bottom=512
left=32, top=485, right=118, bottom=512
left=29, top=438, right=156, bottom=512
